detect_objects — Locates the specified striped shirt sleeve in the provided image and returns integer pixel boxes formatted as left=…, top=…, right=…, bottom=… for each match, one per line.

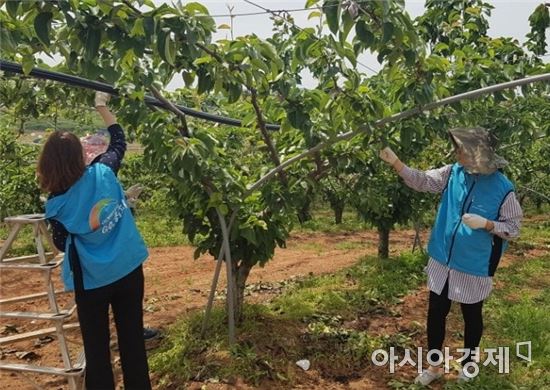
left=398, top=165, right=453, bottom=194
left=490, top=191, right=522, bottom=240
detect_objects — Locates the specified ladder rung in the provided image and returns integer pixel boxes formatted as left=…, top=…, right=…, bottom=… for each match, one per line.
left=0, top=252, right=60, bottom=263
left=0, top=362, right=85, bottom=377
left=4, top=214, right=46, bottom=223
left=0, top=259, right=62, bottom=270
left=0, top=307, right=75, bottom=321
left=0, top=289, right=68, bottom=305
left=0, top=323, right=81, bottom=345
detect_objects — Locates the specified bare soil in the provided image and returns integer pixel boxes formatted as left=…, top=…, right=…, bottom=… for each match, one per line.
left=0, top=227, right=542, bottom=389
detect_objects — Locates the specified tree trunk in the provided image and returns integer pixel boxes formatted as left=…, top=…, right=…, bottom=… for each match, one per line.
left=297, top=197, right=312, bottom=224
left=54, top=105, right=58, bottom=131
left=231, top=260, right=253, bottom=324
left=377, top=226, right=390, bottom=259
left=412, top=221, right=424, bottom=253
left=535, top=198, right=543, bottom=213
left=519, top=193, right=526, bottom=207
left=334, top=204, right=344, bottom=224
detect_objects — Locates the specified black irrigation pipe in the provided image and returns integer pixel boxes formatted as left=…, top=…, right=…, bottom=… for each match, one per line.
left=0, top=59, right=281, bottom=131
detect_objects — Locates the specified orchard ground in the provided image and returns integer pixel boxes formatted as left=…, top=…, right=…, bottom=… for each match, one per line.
left=0, top=209, right=548, bottom=390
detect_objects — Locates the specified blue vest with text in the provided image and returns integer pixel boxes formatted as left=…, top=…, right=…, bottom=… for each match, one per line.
left=45, top=163, right=148, bottom=291
left=427, top=163, right=514, bottom=277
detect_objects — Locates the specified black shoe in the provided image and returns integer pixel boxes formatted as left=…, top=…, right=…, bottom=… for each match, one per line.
left=143, top=327, right=160, bottom=341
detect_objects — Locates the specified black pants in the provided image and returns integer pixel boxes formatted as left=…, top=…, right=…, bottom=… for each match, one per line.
left=75, top=265, right=151, bottom=390
left=427, top=281, right=484, bottom=366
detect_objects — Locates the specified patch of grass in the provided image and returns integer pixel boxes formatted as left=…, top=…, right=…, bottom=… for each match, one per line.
left=271, top=252, right=426, bottom=322
left=0, top=223, right=52, bottom=258
left=134, top=210, right=188, bottom=247
left=150, top=305, right=300, bottom=387
left=334, top=240, right=365, bottom=250
left=296, top=208, right=370, bottom=233
left=270, top=273, right=351, bottom=320
left=149, top=251, right=428, bottom=388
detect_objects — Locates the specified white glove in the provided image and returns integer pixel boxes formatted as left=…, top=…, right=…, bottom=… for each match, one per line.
left=94, top=91, right=111, bottom=107
left=462, top=213, right=488, bottom=230
left=379, top=147, right=399, bottom=165
left=125, top=184, right=144, bottom=209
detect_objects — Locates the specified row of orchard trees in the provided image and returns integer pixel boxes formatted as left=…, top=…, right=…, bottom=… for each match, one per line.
left=1, top=0, right=550, bottom=322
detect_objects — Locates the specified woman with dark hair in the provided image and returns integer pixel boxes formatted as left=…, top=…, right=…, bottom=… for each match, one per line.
left=379, top=128, right=522, bottom=385
left=37, top=92, right=151, bottom=390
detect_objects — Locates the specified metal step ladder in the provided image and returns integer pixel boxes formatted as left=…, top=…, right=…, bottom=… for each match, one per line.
left=0, top=214, right=85, bottom=389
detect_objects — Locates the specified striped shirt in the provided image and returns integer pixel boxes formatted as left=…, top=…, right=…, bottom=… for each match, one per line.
left=399, top=165, right=523, bottom=304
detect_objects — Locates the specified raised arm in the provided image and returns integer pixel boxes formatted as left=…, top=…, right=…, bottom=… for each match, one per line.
left=92, top=92, right=126, bottom=175
left=379, top=147, right=452, bottom=193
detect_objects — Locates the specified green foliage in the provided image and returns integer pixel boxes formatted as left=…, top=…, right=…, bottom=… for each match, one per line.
left=0, top=224, right=40, bottom=257
left=134, top=210, right=188, bottom=247
left=526, top=4, right=550, bottom=56
left=2, top=0, right=549, bottom=319
left=0, top=127, right=41, bottom=220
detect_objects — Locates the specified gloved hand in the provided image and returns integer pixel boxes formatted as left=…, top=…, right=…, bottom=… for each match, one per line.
left=94, top=91, right=111, bottom=107
left=379, top=147, right=399, bottom=165
left=462, top=213, right=488, bottom=230
left=125, top=184, right=144, bottom=209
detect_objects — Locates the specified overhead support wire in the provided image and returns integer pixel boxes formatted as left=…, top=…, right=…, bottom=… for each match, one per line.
left=0, top=60, right=281, bottom=131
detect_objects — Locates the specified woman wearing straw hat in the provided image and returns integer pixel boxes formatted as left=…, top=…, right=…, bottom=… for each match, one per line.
left=379, top=128, right=523, bottom=385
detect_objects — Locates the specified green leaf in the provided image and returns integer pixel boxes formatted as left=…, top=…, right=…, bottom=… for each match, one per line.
left=382, top=22, right=394, bottom=43
left=251, top=58, right=269, bottom=73
left=34, top=12, right=53, bottom=46
left=193, top=56, right=212, bottom=66
left=143, top=16, right=155, bottom=39
left=403, top=49, right=416, bottom=67
left=356, top=21, right=374, bottom=47
left=6, top=0, right=20, bottom=19
left=164, top=34, right=176, bottom=66
left=84, top=28, right=101, bottom=61
left=181, top=71, right=195, bottom=88
left=241, top=228, right=257, bottom=245
left=340, top=8, right=354, bottom=43
left=22, top=55, right=35, bottom=75
left=308, top=11, right=322, bottom=20
left=157, top=30, right=167, bottom=61
left=323, top=0, right=340, bottom=35
left=400, top=127, right=412, bottom=148
left=197, top=68, right=213, bottom=94
left=102, top=67, right=120, bottom=84
left=193, top=247, right=202, bottom=260
left=185, top=2, right=209, bottom=15
left=344, top=47, right=357, bottom=67
left=130, top=18, right=145, bottom=37
left=0, top=28, right=16, bottom=52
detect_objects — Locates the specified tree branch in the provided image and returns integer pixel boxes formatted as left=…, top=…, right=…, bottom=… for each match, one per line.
left=250, top=88, right=288, bottom=185
left=150, top=86, right=190, bottom=137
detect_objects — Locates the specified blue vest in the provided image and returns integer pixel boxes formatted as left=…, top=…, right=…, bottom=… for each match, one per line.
left=427, top=164, right=514, bottom=277
left=45, top=163, right=148, bottom=291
